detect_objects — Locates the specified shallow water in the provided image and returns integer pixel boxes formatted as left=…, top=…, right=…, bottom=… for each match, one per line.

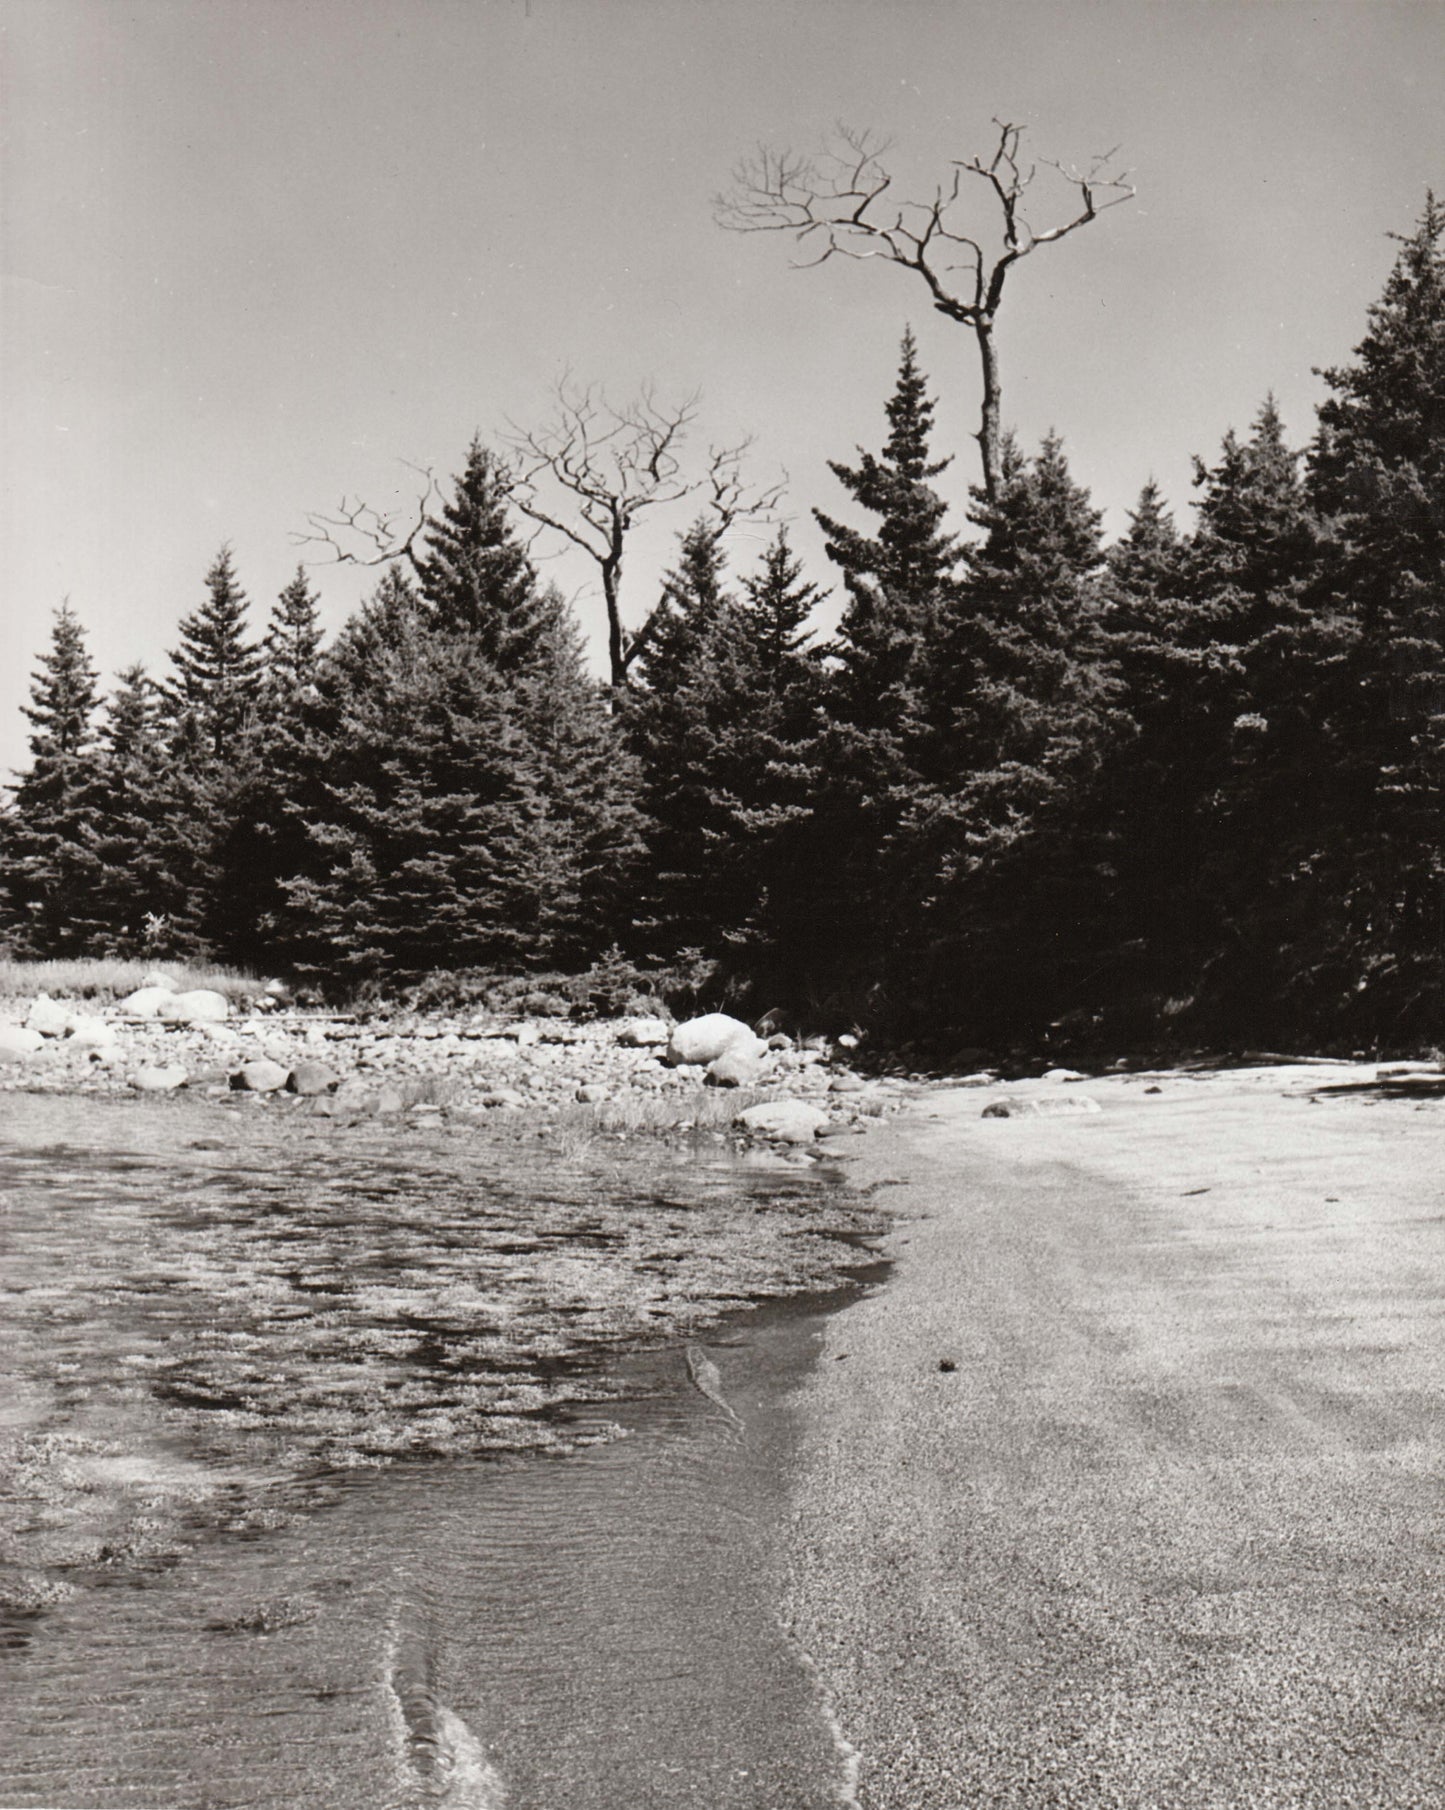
left=0, top=1093, right=883, bottom=1807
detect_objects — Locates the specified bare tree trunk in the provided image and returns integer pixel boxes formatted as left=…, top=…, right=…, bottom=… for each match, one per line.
left=975, top=316, right=1002, bottom=505
left=601, top=552, right=625, bottom=688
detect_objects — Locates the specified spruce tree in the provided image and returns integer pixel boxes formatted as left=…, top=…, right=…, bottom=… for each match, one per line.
left=765, top=335, right=962, bottom=1014
left=1303, top=195, right=1445, bottom=1035
left=415, top=436, right=560, bottom=668
left=626, top=522, right=829, bottom=976
left=1, top=605, right=108, bottom=954
left=219, top=567, right=328, bottom=966
left=264, top=565, right=324, bottom=702
left=90, top=665, right=176, bottom=954
left=816, top=329, right=962, bottom=735
left=282, top=532, right=644, bottom=988
left=166, top=546, right=263, bottom=758
left=908, top=433, right=1115, bottom=1036
left=626, top=519, right=747, bottom=955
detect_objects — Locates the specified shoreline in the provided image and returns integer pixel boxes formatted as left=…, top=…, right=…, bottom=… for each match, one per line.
left=782, top=1066, right=1445, bottom=1807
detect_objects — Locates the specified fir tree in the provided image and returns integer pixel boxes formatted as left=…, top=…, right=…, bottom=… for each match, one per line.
left=282, top=549, right=643, bottom=987
left=1, top=605, right=108, bottom=954
left=221, top=567, right=329, bottom=966
left=1303, top=195, right=1445, bottom=1033
left=626, top=519, right=749, bottom=954
left=816, top=329, right=961, bottom=733
left=906, top=433, right=1116, bottom=1034
left=415, top=437, right=560, bottom=668
left=90, top=665, right=176, bottom=953
left=166, top=546, right=263, bottom=758
left=264, top=565, right=325, bottom=702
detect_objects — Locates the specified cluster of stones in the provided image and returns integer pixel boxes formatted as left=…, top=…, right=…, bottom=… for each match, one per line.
left=0, top=988, right=907, bottom=1148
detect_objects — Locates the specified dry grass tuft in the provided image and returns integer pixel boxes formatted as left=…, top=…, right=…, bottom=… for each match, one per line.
left=0, top=958, right=264, bottom=1007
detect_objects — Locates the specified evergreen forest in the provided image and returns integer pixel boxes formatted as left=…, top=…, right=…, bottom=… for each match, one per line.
left=5, top=198, right=1444, bottom=1059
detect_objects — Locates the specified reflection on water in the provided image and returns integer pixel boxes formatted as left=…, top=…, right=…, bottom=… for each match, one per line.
left=0, top=1093, right=884, bottom=1808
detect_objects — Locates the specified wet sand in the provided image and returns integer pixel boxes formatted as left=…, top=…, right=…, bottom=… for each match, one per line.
left=786, top=1069, right=1445, bottom=1807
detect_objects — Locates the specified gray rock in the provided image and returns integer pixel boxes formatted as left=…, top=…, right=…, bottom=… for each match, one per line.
left=734, top=1100, right=830, bottom=1144
left=231, top=1059, right=289, bottom=1093
left=24, top=994, right=71, bottom=1038
left=286, top=1061, right=340, bottom=1097
left=0, top=1023, right=44, bottom=1055
left=575, top=1082, right=610, bottom=1103
left=667, top=1013, right=760, bottom=1067
left=829, top=1071, right=866, bottom=1094
left=374, top=1086, right=406, bottom=1115
left=481, top=1088, right=527, bottom=1109
left=133, top=1064, right=188, bottom=1092
left=705, top=1048, right=763, bottom=1088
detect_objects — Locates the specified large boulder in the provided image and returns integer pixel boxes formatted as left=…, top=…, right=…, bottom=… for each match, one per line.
left=231, top=1059, right=289, bottom=1093
left=66, top=1015, right=118, bottom=1049
left=24, top=994, right=72, bottom=1038
left=163, top=989, right=231, bottom=1026
left=120, top=985, right=179, bottom=1019
left=286, top=1061, right=340, bottom=1097
left=666, top=1013, right=760, bottom=1067
left=617, top=1016, right=672, bottom=1049
left=705, top=1047, right=764, bottom=1088
left=132, top=1064, right=188, bottom=1092
left=734, top=1100, right=830, bottom=1144
left=0, top=1024, right=45, bottom=1056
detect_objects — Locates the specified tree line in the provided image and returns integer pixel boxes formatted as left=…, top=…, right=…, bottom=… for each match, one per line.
left=3, top=197, right=1442, bottom=1055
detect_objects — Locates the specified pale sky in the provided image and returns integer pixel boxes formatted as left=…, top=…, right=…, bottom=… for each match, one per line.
left=3, top=0, right=1442, bottom=778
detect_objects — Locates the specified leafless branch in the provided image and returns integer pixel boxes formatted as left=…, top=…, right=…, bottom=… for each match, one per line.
left=294, top=462, right=442, bottom=573
left=504, top=378, right=785, bottom=684
left=717, top=119, right=1134, bottom=500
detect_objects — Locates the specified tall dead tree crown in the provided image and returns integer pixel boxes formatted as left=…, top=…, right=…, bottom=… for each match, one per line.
left=715, top=120, right=1134, bottom=502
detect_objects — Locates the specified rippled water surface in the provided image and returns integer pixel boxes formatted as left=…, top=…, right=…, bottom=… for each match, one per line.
left=0, top=1093, right=885, bottom=1808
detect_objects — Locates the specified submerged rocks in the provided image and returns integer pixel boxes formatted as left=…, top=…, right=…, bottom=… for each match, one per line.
left=666, top=1013, right=760, bottom=1067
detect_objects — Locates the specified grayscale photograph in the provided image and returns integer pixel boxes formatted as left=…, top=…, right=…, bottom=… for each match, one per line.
left=2, top=1, right=1443, bottom=1804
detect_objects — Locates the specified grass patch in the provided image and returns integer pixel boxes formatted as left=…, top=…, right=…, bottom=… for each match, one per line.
left=0, top=958, right=265, bottom=1007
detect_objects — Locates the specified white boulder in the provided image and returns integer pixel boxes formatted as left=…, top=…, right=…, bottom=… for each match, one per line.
left=666, top=1013, right=760, bottom=1067
left=734, top=1100, right=830, bottom=1144
left=0, top=1024, right=45, bottom=1055
left=132, top=1064, right=188, bottom=1092
left=66, top=1015, right=118, bottom=1049
left=24, top=994, right=72, bottom=1038
left=120, top=986, right=179, bottom=1019
left=162, top=989, right=231, bottom=1026
left=232, top=1059, right=289, bottom=1093
left=617, top=1016, right=672, bottom=1048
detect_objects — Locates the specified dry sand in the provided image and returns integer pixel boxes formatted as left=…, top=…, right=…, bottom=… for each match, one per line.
left=785, top=1066, right=1445, bottom=1808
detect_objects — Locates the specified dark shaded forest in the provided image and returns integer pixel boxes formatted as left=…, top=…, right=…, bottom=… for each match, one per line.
left=4, top=198, right=1443, bottom=1059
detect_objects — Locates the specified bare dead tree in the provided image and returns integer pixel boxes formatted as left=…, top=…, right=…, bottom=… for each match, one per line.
left=295, top=460, right=446, bottom=575
left=716, top=120, right=1134, bottom=503
left=504, top=379, right=785, bottom=686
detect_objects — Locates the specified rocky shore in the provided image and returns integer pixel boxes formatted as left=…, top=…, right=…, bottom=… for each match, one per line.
left=0, top=979, right=914, bottom=1152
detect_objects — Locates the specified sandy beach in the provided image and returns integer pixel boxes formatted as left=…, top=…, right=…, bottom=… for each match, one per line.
left=785, top=1067, right=1445, bottom=1808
